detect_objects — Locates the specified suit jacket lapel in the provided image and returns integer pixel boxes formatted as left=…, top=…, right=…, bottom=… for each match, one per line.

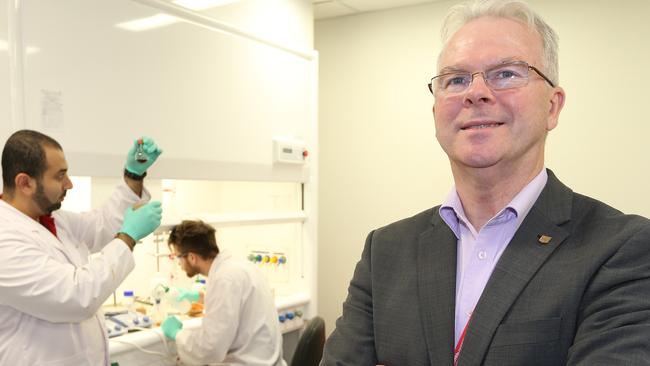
left=457, top=170, right=573, bottom=365
left=418, top=212, right=457, bottom=366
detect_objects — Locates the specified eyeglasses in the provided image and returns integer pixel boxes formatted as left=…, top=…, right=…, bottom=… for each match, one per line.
left=428, top=61, right=555, bottom=95
left=174, top=252, right=189, bottom=259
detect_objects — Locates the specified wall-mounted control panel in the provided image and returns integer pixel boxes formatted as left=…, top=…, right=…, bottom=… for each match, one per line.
left=273, top=138, right=307, bottom=164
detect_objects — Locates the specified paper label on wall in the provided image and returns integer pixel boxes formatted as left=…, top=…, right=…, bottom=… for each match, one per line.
left=41, top=89, right=64, bottom=131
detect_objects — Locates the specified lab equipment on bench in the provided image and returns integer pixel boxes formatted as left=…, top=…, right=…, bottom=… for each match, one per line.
left=165, top=287, right=192, bottom=314
left=104, top=310, right=152, bottom=338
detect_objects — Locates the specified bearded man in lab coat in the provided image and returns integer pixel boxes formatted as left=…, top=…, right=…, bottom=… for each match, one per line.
left=162, top=220, right=287, bottom=366
left=0, top=129, right=163, bottom=365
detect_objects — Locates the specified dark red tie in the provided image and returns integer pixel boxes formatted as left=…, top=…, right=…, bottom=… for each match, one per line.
left=39, top=214, right=58, bottom=238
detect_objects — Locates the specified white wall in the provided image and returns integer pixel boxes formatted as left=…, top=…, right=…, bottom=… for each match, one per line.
left=0, top=3, right=13, bottom=140
left=316, top=0, right=650, bottom=335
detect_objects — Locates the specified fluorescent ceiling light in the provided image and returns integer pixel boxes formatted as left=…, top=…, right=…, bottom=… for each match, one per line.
left=172, top=0, right=238, bottom=11
left=115, top=13, right=180, bottom=32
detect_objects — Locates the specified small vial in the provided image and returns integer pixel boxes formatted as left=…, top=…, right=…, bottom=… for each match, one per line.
left=152, top=298, right=164, bottom=326
left=134, top=138, right=148, bottom=163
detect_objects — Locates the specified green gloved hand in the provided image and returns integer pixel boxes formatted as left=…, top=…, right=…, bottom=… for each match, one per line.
left=161, top=315, right=183, bottom=340
left=119, top=201, right=162, bottom=241
left=176, top=288, right=200, bottom=303
left=125, top=136, right=163, bottom=175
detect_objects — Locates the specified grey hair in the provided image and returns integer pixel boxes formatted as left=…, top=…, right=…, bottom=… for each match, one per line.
left=439, top=0, right=559, bottom=85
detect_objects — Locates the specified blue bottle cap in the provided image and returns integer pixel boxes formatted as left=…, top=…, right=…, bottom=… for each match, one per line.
left=123, top=290, right=134, bottom=297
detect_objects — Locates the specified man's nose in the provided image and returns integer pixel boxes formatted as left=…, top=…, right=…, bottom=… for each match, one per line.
left=463, top=72, right=494, bottom=106
left=64, top=175, right=73, bottom=189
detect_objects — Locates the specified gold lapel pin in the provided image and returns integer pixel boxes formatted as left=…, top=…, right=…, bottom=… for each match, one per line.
left=537, top=234, right=552, bottom=244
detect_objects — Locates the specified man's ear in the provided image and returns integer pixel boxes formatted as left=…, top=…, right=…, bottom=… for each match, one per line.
left=190, top=252, right=200, bottom=264
left=546, top=86, right=565, bottom=131
left=15, top=173, right=36, bottom=195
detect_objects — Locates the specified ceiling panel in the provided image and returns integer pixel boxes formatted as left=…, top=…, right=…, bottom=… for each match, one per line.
left=314, top=0, right=445, bottom=20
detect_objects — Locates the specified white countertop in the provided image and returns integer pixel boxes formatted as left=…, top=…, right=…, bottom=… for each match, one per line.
left=109, top=291, right=310, bottom=356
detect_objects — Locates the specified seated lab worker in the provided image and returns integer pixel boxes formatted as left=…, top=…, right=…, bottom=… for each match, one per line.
left=162, top=220, right=287, bottom=366
left=0, top=130, right=163, bottom=366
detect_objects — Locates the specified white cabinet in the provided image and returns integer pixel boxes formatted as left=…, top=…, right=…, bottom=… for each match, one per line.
left=2, top=0, right=316, bottom=183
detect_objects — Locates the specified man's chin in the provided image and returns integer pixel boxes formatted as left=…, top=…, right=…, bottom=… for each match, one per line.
left=185, top=270, right=197, bottom=278
left=47, top=203, right=62, bottom=213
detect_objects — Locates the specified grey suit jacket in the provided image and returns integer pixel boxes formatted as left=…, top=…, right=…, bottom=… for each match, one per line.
left=321, top=170, right=650, bottom=366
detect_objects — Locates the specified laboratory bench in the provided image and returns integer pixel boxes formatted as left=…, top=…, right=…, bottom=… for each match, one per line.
left=108, top=292, right=309, bottom=366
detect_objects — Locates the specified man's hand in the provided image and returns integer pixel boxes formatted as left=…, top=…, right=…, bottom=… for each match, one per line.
left=125, top=136, right=162, bottom=175
left=161, top=315, right=183, bottom=340
left=175, top=288, right=201, bottom=303
left=118, top=201, right=162, bottom=241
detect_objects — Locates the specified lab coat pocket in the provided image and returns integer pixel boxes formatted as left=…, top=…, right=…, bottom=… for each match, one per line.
left=36, top=351, right=88, bottom=366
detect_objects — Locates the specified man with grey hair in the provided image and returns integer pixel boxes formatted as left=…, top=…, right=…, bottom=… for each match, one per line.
left=321, top=0, right=650, bottom=365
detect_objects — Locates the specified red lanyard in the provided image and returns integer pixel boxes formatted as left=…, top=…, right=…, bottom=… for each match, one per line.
left=454, top=316, right=471, bottom=366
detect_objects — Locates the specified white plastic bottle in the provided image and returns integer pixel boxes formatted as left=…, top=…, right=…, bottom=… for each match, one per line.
left=123, top=290, right=135, bottom=313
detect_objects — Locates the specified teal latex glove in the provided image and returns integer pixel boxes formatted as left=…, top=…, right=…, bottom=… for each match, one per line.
left=176, top=288, right=200, bottom=302
left=125, top=136, right=163, bottom=175
left=161, top=315, right=183, bottom=340
left=119, top=201, right=162, bottom=241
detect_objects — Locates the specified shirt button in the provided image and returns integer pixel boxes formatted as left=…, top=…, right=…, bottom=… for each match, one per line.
left=478, top=250, right=487, bottom=260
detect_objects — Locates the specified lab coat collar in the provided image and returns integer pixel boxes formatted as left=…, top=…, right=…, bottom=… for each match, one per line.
left=0, top=199, right=68, bottom=253
left=0, top=198, right=39, bottom=225
left=208, top=250, right=233, bottom=277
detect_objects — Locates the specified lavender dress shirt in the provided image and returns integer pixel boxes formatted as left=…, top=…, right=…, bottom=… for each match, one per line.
left=439, top=169, right=548, bottom=345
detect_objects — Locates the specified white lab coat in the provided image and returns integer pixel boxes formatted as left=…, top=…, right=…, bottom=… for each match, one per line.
left=175, top=251, right=286, bottom=366
left=0, top=182, right=148, bottom=366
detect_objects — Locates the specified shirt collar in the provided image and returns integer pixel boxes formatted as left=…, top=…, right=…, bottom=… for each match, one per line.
left=439, top=168, right=548, bottom=237
left=508, top=168, right=548, bottom=231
